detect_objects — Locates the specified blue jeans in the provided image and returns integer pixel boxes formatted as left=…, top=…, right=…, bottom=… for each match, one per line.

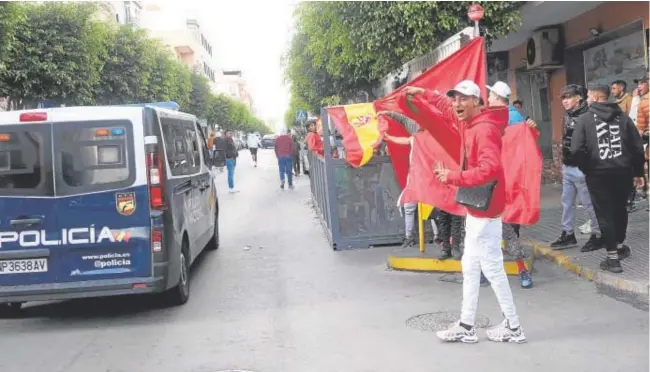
left=278, top=156, right=293, bottom=185
left=226, top=158, right=236, bottom=189
left=561, top=165, right=600, bottom=235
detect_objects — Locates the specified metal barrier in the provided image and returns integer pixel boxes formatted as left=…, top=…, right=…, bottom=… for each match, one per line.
left=307, top=110, right=406, bottom=250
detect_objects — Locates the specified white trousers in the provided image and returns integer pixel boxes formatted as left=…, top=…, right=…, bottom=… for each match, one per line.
left=460, top=214, right=520, bottom=329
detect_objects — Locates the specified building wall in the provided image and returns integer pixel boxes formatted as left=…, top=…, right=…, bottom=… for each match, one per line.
left=506, top=1, right=649, bottom=182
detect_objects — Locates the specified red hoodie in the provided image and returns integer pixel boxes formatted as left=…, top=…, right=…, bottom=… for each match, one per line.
left=424, top=91, right=508, bottom=218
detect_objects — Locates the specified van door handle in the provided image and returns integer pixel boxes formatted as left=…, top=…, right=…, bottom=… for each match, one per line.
left=199, top=181, right=210, bottom=191
left=11, top=218, right=42, bottom=226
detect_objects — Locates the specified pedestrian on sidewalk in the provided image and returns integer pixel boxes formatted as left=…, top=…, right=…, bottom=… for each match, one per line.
left=247, top=133, right=261, bottom=167
left=306, top=121, right=324, bottom=157
left=486, top=81, right=536, bottom=289
left=292, top=135, right=302, bottom=177
left=407, top=81, right=526, bottom=344
left=550, top=84, right=602, bottom=252
left=225, top=131, right=239, bottom=193
left=275, top=128, right=294, bottom=189
left=570, top=83, right=645, bottom=273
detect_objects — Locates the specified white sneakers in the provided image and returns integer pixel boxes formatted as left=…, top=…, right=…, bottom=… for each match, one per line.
left=228, top=188, right=240, bottom=194
left=436, top=320, right=526, bottom=344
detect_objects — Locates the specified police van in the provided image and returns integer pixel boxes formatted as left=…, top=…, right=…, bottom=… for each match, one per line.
left=0, top=103, right=219, bottom=315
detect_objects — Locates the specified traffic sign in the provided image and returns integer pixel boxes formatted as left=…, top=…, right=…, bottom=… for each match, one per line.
left=296, top=109, right=308, bottom=122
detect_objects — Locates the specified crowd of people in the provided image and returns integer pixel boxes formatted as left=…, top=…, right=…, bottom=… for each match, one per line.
left=300, top=75, right=647, bottom=344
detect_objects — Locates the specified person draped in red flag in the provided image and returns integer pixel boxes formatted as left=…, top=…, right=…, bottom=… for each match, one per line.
left=406, top=81, right=526, bottom=344
left=305, top=120, right=323, bottom=156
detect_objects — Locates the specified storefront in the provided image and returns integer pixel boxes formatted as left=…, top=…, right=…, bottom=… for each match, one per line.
left=491, top=1, right=649, bottom=183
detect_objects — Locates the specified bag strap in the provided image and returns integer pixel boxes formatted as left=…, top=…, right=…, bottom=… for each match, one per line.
left=460, top=122, right=467, bottom=171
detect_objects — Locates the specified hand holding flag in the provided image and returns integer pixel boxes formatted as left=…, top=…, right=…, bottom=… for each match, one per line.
left=434, top=161, right=450, bottom=184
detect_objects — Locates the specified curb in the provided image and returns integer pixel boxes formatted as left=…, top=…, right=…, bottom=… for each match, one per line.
left=530, top=240, right=650, bottom=297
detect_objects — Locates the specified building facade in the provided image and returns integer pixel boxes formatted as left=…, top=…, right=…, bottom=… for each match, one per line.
left=97, top=1, right=143, bottom=27
left=217, top=70, right=255, bottom=113
left=140, top=5, right=220, bottom=93
left=489, top=1, right=649, bottom=183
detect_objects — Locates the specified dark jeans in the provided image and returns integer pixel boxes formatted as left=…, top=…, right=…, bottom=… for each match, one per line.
left=586, top=170, right=633, bottom=252
left=436, top=210, right=465, bottom=253
left=293, top=154, right=301, bottom=174
left=278, top=156, right=293, bottom=185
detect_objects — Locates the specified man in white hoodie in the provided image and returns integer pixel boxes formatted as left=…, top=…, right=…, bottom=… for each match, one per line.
left=247, top=133, right=262, bottom=167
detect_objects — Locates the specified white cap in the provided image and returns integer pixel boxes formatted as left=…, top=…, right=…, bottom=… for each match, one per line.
left=446, top=80, right=481, bottom=98
left=486, top=81, right=512, bottom=99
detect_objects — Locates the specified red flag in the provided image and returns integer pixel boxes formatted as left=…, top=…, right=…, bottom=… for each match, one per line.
left=374, top=37, right=487, bottom=188
left=398, top=131, right=466, bottom=216
left=398, top=92, right=542, bottom=225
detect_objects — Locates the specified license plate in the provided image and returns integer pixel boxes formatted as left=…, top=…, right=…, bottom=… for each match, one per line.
left=0, top=258, right=48, bottom=274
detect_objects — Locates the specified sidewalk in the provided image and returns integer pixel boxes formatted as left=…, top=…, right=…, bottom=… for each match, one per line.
left=521, top=184, right=649, bottom=301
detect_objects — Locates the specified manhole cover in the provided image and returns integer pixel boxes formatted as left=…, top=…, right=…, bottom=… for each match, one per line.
left=406, top=311, right=491, bottom=332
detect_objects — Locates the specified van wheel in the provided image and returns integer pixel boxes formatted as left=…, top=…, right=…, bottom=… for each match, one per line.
left=164, top=243, right=190, bottom=306
left=0, top=302, right=23, bottom=318
left=206, top=211, right=219, bottom=251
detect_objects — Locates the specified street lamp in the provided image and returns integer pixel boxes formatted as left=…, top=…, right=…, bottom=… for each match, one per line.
left=467, top=4, right=485, bottom=38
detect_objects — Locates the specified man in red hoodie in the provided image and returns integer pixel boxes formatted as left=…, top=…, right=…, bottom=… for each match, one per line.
left=306, top=121, right=324, bottom=156
left=406, top=80, right=525, bottom=344
left=275, top=128, right=295, bottom=189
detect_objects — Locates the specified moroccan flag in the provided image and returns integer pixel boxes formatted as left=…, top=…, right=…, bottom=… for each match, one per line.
left=375, top=37, right=487, bottom=188
left=398, top=92, right=543, bottom=225
left=328, top=103, right=382, bottom=168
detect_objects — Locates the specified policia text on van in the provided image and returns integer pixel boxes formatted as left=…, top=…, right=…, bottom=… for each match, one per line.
left=0, top=103, right=220, bottom=315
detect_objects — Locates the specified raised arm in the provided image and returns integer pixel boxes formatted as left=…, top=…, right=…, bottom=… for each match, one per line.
left=404, top=86, right=460, bottom=132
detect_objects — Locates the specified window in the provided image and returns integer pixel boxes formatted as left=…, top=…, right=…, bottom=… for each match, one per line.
left=195, top=122, right=211, bottom=167
left=54, top=121, right=135, bottom=195
left=0, top=125, right=53, bottom=196
left=160, top=116, right=201, bottom=176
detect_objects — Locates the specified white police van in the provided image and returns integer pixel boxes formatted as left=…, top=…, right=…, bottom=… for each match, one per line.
left=0, top=103, right=219, bottom=315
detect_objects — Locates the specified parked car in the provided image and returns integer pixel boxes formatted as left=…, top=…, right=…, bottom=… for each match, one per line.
left=261, top=134, right=276, bottom=149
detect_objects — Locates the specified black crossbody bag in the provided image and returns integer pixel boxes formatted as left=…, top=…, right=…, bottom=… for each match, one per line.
left=454, top=140, right=497, bottom=212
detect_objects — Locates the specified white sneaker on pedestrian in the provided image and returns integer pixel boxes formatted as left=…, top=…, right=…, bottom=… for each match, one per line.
left=435, top=321, right=478, bottom=343
left=228, top=188, right=240, bottom=194
left=485, top=319, right=526, bottom=344
left=579, top=219, right=591, bottom=235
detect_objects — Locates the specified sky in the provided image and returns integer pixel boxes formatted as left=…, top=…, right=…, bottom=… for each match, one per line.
left=152, top=1, right=297, bottom=132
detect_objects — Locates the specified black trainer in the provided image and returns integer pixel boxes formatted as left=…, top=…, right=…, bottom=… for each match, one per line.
left=550, top=231, right=578, bottom=249
left=600, top=258, right=623, bottom=273
left=580, top=235, right=603, bottom=252
left=617, top=244, right=631, bottom=260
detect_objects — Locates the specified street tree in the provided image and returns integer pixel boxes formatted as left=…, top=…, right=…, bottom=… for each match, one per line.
left=0, top=2, right=107, bottom=109
left=97, top=25, right=157, bottom=105
left=188, top=70, right=213, bottom=120
left=284, top=1, right=522, bottom=121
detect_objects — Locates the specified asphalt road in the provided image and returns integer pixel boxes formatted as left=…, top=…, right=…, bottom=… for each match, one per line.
left=0, top=149, right=648, bottom=372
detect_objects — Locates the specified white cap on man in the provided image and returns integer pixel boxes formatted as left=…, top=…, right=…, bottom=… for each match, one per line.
left=486, top=81, right=512, bottom=100
left=446, top=80, right=481, bottom=98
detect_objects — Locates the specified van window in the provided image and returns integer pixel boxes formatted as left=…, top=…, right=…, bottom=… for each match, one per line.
left=160, top=116, right=200, bottom=176
left=195, top=122, right=211, bottom=167
left=0, top=125, right=54, bottom=196
left=54, top=120, right=136, bottom=196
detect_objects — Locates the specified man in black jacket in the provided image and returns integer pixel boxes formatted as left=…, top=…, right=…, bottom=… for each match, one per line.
left=551, top=85, right=602, bottom=252
left=570, top=83, right=645, bottom=273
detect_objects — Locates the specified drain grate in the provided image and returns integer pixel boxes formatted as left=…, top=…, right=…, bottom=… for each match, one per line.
left=406, top=311, right=491, bottom=332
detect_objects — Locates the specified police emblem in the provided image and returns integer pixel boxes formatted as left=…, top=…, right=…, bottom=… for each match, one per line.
left=115, top=192, right=136, bottom=216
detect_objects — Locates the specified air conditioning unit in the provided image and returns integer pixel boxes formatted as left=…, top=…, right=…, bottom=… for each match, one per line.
left=526, top=26, right=563, bottom=70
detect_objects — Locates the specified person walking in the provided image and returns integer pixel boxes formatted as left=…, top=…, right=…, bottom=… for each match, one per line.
left=292, top=135, right=302, bottom=177
left=550, top=85, right=602, bottom=252
left=247, top=133, right=262, bottom=167
left=570, top=83, right=645, bottom=273
left=275, top=129, right=294, bottom=189
left=486, top=81, right=535, bottom=289
left=224, top=131, right=239, bottom=193
left=407, top=81, right=526, bottom=344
